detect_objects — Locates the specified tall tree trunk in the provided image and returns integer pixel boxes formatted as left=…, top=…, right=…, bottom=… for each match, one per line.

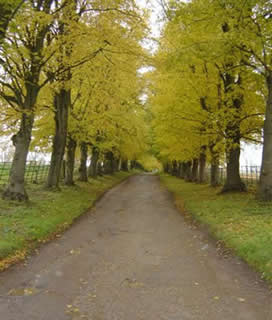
left=118, top=158, right=122, bottom=171
left=198, top=147, right=206, bottom=183
left=104, top=152, right=114, bottom=174
left=97, top=161, right=103, bottom=176
left=191, top=159, right=199, bottom=182
left=88, top=147, right=99, bottom=178
left=184, top=161, right=192, bottom=182
left=258, top=74, right=272, bottom=200
left=177, top=161, right=183, bottom=178
left=168, top=162, right=173, bottom=175
left=3, top=113, right=34, bottom=201
left=209, top=144, right=220, bottom=187
left=211, top=164, right=220, bottom=187
left=114, top=158, right=120, bottom=172
left=47, top=88, right=70, bottom=189
left=222, top=97, right=246, bottom=192
left=65, top=136, right=77, bottom=186
left=135, top=161, right=144, bottom=170
left=172, top=160, right=178, bottom=176
left=61, top=160, right=66, bottom=180
left=221, top=69, right=246, bottom=192
left=3, top=77, right=39, bottom=200
left=163, top=162, right=169, bottom=173
left=130, top=160, right=136, bottom=170
left=222, top=139, right=245, bottom=192
left=47, top=0, right=77, bottom=188
left=180, top=162, right=187, bottom=179
left=78, top=142, right=88, bottom=182
left=121, top=159, right=129, bottom=171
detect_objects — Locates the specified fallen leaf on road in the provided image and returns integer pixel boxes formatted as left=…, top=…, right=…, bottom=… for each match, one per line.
left=8, top=287, right=39, bottom=296
left=122, top=278, right=144, bottom=288
left=70, top=248, right=81, bottom=255
left=237, top=297, right=246, bottom=302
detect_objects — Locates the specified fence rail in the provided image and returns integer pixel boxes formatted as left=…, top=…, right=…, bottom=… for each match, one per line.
left=206, top=166, right=261, bottom=186
left=0, top=161, right=50, bottom=186
left=0, top=162, right=262, bottom=187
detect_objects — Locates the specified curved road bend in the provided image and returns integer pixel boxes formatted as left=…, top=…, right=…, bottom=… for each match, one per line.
left=0, top=175, right=271, bottom=320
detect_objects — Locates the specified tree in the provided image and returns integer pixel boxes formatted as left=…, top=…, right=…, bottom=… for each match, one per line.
left=0, top=0, right=148, bottom=199
left=222, top=0, right=272, bottom=200
left=0, top=0, right=56, bottom=200
left=0, top=0, right=24, bottom=43
left=150, top=0, right=264, bottom=192
left=46, top=0, right=147, bottom=188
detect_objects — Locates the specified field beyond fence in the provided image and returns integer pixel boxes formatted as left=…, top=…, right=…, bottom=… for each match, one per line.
left=0, top=161, right=50, bottom=186
left=206, top=166, right=261, bottom=187
left=0, top=162, right=261, bottom=187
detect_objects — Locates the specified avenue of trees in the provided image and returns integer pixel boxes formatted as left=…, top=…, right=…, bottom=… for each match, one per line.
left=3, top=0, right=272, bottom=202
left=150, top=0, right=272, bottom=200
left=0, top=0, right=150, bottom=201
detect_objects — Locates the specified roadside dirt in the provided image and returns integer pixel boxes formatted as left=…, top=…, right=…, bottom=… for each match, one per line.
left=0, top=175, right=271, bottom=319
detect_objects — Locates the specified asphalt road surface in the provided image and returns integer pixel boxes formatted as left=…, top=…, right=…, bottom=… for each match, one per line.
left=0, top=175, right=271, bottom=320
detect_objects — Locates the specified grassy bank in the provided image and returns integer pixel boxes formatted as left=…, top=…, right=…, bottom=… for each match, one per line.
left=0, top=171, right=134, bottom=271
left=160, top=174, right=272, bottom=282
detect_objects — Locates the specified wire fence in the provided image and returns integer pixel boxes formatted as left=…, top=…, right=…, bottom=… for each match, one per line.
left=0, top=161, right=50, bottom=186
left=0, top=161, right=262, bottom=187
left=206, top=166, right=261, bottom=186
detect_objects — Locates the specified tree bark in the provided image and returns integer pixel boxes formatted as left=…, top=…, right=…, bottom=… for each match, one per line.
left=118, top=158, right=122, bottom=171
left=130, top=160, right=136, bottom=170
left=222, top=141, right=246, bottom=192
left=191, top=159, right=199, bottom=182
left=2, top=113, right=34, bottom=201
left=65, top=137, right=77, bottom=186
left=198, top=148, right=206, bottom=183
left=168, top=162, right=173, bottom=175
left=47, top=88, right=70, bottom=189
left=104, top=152, right=114, bottom=174
left=78, top=142, right=88, bottom=182
left=134, top=161, right=144, bottom=170
left=61, top=160, right=66, bottom=180
left=209, top=144, right=220, bottom=187
left=121, top=159, right=129, bottom=171
left=257, top=73, right=272, bottom=200
left=180, top=162, right=186, bottom=179
left=163, top=162, right=169, bottom=173
left=184, top=161, right=192, bottom=182
left=221, top=68, right=246, bottom=192
left=88, top=147, right=99, bottom=178
left=172, top=160, right=178, bottom=176
left=211, top=164, right=220, bottom=187
left=97, top=161, right=103, bottom=176
left=177, top=161, right=183, bottom=178
left=47, top=0, right=77, bottom=188
left=113, top=158, right=120, bottom=172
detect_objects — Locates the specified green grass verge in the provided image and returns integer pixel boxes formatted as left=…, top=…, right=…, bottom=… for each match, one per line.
left=160, top=174, right=272, bottom=282
left=0, top=171, right=134, bottom=269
